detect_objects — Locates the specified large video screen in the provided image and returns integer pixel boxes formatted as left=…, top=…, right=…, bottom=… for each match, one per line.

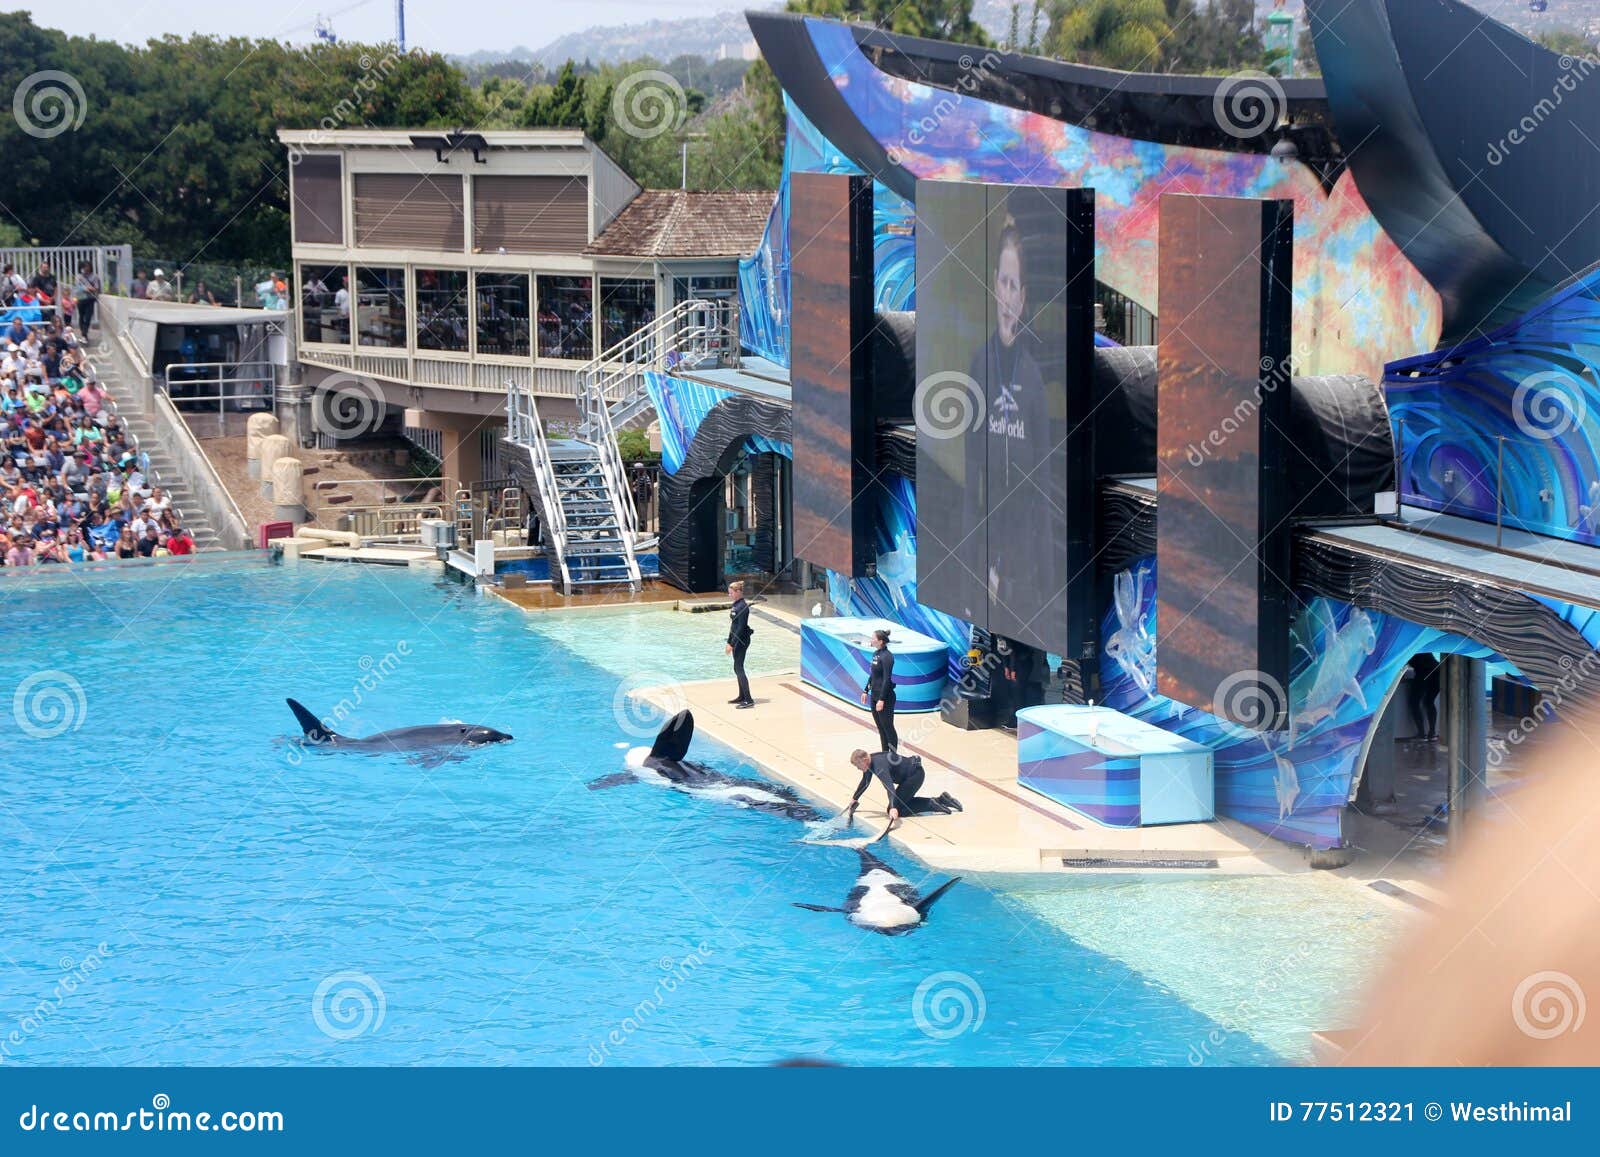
left=1155, top=193, right=1294, bottom=729
left=914, top=180, right=990, bottom=627
left=790, top=172, right=874, bottom=576
left=915, top=180, right=1097, bottom=657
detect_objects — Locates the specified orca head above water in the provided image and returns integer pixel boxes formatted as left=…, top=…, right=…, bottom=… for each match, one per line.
left=795, top=848, right=960, bottom=935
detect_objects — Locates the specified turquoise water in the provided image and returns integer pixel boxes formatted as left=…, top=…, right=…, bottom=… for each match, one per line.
left=0, top=559, right=1294, bottom=1066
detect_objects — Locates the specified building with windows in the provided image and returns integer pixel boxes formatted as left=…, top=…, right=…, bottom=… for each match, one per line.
left=278, top=128, right=770, bottom=486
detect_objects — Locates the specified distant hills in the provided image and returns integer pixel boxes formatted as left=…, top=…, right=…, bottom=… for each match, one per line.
left=476, top=0, right=1598, bottom=74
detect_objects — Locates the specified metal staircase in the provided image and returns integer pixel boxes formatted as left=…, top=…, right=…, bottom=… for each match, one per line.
left=504, top=298, right=735, bottom=594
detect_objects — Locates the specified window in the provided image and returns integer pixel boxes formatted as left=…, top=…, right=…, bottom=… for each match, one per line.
left=291, top=154, right=343, bottom=245
left=475, top=273, right=530, bottom=357
left=416, top=269, right=469, bottom=353
left=599, top=278, right=657, bottom=352
left=672, top=274, right=737, bottom=305
left=536, top=275, right=593, bottom=360
left=300, top=264, right=350, bottom=345
left=355, top=267, right=406, bottom=349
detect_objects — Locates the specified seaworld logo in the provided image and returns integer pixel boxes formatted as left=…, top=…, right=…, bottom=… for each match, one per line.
left=990, top=384, right=1025, bottom=440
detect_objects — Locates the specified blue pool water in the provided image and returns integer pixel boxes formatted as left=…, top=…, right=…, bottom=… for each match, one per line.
left=0, top=558, right=1282, bottom=1066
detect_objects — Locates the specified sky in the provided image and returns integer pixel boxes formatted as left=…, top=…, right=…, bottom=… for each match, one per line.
left=8, top=0, right=755, bottom=57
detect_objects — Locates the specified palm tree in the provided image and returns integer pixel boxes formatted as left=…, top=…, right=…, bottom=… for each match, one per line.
left=1045, top=0, right=1176, bottom=72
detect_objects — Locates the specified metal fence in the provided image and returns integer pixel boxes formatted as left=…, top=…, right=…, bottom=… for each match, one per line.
left=132, top=260, right=289, bottom=310
left=163, top=361, right=276, bottom=416
left=0, top=244, right=132, bottom=296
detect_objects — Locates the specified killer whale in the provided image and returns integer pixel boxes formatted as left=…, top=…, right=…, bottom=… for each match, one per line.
left=286, top=698, right=513, bottom=758
left=795, top=848, right=959, bottom=935
left=590, top=709, right=825, bottom=822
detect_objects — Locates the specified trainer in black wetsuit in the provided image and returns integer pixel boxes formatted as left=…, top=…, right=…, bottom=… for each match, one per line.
left=726, top=581, right=754, bottom=708
left=844, top=749, right=961, bottom=832
left=862, top=628, right=899, bottom=752
left=1408, top=652, right=1441, bottom=740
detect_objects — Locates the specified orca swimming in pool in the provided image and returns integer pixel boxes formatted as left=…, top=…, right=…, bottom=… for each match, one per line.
left=590, top=709, right=824, bottom=822
left=286, top=698, right=513, bottom=760
left=795, top=848, right=960, bottom=935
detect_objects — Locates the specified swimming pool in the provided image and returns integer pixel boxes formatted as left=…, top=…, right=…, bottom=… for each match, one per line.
left=1, top=558, right=1382, bottom=1065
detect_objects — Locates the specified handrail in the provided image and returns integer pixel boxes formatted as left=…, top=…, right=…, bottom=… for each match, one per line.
left=505, top=380, right=570, bottom=589
left=574, top=297, right=731, bottom=436
left=151, top=388, right=250, bottom=548
left=587, top=385, right=642, bottom=588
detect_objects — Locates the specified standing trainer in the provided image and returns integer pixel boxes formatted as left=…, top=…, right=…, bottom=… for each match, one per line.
left=726, top=581, right=754, bottom=708
left=861, top=627, right=898, bottom=752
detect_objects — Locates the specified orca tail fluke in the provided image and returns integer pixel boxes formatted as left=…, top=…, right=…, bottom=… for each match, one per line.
left=915, top=877, right=961, bottom=916
left=794, top=903, right=845, bottom=913
left=648, top=709, right=695, bottom=762
left=286, top=698, right=337, bottom=744
left=587, top=771, right=637, bottom=790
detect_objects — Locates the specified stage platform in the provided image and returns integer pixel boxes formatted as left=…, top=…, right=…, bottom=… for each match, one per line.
left=1306, top=506, right=1600, bottom=610
left=673, top=356, right=791, bottom=403
left=628, top=671, right=1449, bottom=882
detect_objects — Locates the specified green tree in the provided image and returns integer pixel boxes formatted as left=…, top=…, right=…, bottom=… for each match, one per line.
left=1045, top=0, right=1173, bottom=71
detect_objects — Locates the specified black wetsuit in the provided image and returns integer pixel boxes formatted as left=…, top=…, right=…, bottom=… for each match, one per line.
left=1408, top=653, right=1441, bottom=739
left=729, top=597, right=753, bottom=705
left=850, top=752, right=951, bottom=816
left=866, top=644, right=898, bottom=751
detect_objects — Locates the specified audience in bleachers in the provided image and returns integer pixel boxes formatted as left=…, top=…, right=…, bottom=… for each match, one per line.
left=0, top=309, right=196, bottom=567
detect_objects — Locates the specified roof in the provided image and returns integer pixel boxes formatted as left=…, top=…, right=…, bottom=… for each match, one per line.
left=584, top=189, right=774, bottom=260
left=275, top=128, right=591, bottom=150
left=127, top=305, right=288, bottom=327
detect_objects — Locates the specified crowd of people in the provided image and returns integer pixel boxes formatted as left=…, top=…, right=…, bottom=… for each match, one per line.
left=1, top=305, right=197, bottom=567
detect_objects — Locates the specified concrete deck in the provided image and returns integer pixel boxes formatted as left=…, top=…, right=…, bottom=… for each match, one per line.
left=635, top=672, right=1317, bottom=876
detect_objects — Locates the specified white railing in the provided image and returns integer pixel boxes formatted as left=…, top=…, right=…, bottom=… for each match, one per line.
left=505, top=380, right=571, bottom=589
left=574, top=298, right=734, bottom=438
left=587, top=388, right=642, bottom=588
left=162, top=360, right=276, bottom=415
left=0, top=244, right=132, bottom=295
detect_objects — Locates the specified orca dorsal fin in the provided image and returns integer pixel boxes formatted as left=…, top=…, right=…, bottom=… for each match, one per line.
left=915, top=877, right=960, bottom=916
left=286, top=698, right=340, bottom=743
left=648, top=710, right=695, bottom=762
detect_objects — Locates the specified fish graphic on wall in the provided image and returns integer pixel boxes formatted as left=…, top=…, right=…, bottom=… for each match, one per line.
left=1288, top=602, right=1378, bottom=748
